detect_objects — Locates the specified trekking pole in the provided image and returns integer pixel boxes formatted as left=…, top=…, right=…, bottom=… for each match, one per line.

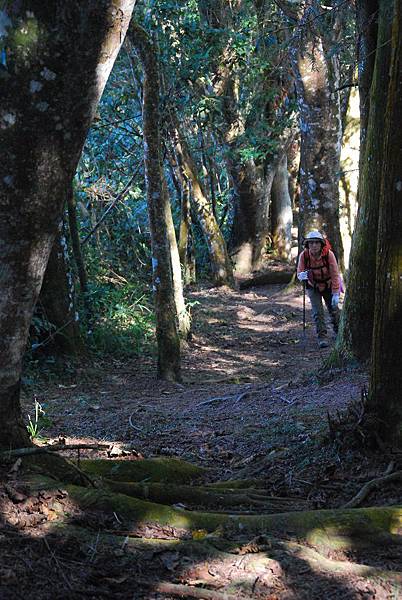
left=302, top=280, right=307, bottom=349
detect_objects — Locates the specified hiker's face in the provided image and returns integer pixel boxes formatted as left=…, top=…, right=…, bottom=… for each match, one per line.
left=308, top=241, right=322, bottom=256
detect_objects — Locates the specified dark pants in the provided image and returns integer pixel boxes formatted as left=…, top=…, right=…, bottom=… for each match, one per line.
left=306, top=287, right=339, bottom=338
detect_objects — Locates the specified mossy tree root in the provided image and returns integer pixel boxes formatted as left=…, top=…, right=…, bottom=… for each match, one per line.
left=80, top=457, right=206, bottom=484
left=62, top=483, right=402, bottom=547
left=104, top=480, right=307, bottom=513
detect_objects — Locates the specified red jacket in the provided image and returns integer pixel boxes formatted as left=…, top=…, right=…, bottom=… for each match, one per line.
left=297, top=249, right=340, bottom=294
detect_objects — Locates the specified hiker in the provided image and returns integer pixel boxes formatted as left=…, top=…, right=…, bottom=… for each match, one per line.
left=297, top=231, right=341, bottom=349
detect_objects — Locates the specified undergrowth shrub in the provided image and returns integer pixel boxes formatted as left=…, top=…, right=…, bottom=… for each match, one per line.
left=86, top=279, right=154, bottom=357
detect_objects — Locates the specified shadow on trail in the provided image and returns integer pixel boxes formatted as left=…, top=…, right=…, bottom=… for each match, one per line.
left=0, top=463, right=400, bottom=599
left=185, top=283, right=334, bottom=385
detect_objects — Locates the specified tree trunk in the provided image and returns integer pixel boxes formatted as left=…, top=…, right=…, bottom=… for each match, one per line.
left=338, top=0, right=392, bottom=360
left=162, top=179, right=191, bottom=339
left=169, top=114, right=233, bottom=287
left=198, top=1, right=270, bottom=274
left=368, top=0, right=402, bottom=448
left=166, top=149, right=196, bottom=286
left=178, top=179, right=197, bottom=286
left=339, top=87, right=359, bottom=267
left=356, top=0, right=379, bottom=158
left=228, top=158, right=268, bottom=274
left=0, top=0, right=136, bottom=449
left=38, top=226, right=84, bottom=355
left=270, top=154, right=293, bottom=261
left=67, top=186, right=88, bottom=296
left=130, top=23, right=181, bottom=381
left=288, top=2, right=344, bottom=265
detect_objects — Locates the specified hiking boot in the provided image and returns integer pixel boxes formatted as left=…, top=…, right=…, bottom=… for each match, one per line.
left=318, top=337, right=329, bottom=348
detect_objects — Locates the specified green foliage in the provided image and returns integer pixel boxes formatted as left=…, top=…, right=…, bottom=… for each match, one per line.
left=69, top=0, right=354, bottom=351
left=27, top=398, right=52, bottom=441
left=86, top=278, right=155, bottom=357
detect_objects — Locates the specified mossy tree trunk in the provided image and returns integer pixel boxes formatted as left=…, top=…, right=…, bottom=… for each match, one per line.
left=0, top=0, right=136, bottom=449
left=130, top=23, right=181, bottom=380
left=338, top=0, right=392, bottom=360
left=368, top=0, right=402, bottom=448
left=38, top=224, right=84, bottom=355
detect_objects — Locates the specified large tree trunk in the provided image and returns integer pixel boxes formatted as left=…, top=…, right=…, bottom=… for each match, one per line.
left=169, top=114, right=233, bottom=287
left=288, top=1, right=344, bottom=264
left=130, top=23, right=181, bottom=381
left=38, top=226, right=84, bottom=355
left=0, top=0, right=136, bottom=449
left=270, top=154, right=293, bottom=261
left=368, top=0, right=402, bottom=448
left=338, top=0, right=392, bottom=361
left=228, top=157, right=268, bottom=274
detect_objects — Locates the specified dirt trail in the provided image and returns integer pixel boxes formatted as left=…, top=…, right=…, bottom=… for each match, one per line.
left=29, top=283, right=378, bottom=505
left=3, top=282, right=400, bottom=600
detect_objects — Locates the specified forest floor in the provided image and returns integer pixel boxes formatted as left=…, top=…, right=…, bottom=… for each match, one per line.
left=1, top=279, right=401, bottom=599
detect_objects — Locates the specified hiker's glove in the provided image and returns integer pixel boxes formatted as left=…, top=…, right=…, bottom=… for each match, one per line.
left=297, top=271, right=309, bottom=282
left=331, top=293, right=340, bottom=309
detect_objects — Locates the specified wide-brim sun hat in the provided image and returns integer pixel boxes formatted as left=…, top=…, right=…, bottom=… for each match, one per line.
left=304, top=230, right=324, bottom=245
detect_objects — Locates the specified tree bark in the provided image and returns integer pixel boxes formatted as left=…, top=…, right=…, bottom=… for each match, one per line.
left=339, top=86, right=359, bottom=267
left=162, top=179, right=191, bottom=339
left=368, top=0, right=402, bottom=448
left=169, top=114, right=233, bottom=287
left=0, top=0, right=136, bottom=449
left=338, top=0, right=392, bottom=360
left=228, top=157, right=268, bottom=274
left=356, top=0, right=379, bottom=158
left=197, top=1, right=270, bottom=274
left=288, top=1, right=344, bottom=264
left=67, top=186, right=88, bottom=296
left=166, top=148, right=197, bottom=286
left=38, top=225, right=84, bottom=355
left=178, top=178, right=197, bottom=286
left=129, top=23, right=181, bottom=380
left=270, top=154, right=293, bottom=261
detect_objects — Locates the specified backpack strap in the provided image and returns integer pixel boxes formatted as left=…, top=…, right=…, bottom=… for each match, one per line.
left=304, top=249, right=331, bottom=290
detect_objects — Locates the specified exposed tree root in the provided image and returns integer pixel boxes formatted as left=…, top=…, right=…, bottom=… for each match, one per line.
left=343, top=470, right=402, bottom=509
left=206, top=479, right=267, bottom=489
left=17, top=453, right=94, bottom=486
left=284, top=540, right=402, bottom=582
left=153, top=582, right=247, bottom=599
left=10, top=454, right=402, bottom=597
left=239, top=270, right=294, bottom=289
left=104, top=480, right=307, bottom=513
left=35, top=478, right=400, bottom=546
left=80, top=457, right=206, bottom=484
